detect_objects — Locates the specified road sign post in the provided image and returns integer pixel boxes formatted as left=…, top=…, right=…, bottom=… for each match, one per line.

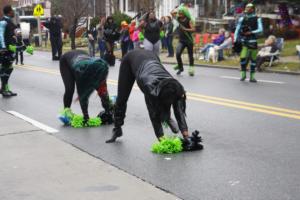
left=33, top=4, right=44, bottom=47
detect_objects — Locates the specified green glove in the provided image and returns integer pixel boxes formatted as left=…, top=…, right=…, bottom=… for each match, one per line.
left=26, top=45, right=34, bottom=55
left=8, top=45, right=16, bottom=53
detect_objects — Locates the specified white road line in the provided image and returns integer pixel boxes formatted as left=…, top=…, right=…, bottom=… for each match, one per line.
left=6, top=111, right=59, bottom=133
left=220, top=76, right=285, bottom=84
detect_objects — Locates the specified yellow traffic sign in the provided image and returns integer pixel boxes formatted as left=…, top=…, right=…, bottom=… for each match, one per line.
left=33, top=4, right=44, bottom=17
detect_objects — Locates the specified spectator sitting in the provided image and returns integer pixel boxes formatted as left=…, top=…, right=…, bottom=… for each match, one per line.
left=199, top=28, right=226, bottom=59
left=214, top=31, right=233, bottom=61
left=256, top=35, right=278, bottom=72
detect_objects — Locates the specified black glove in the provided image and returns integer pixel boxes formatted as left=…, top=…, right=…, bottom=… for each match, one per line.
left=98, top=111, right=114, bottom=125
left=106, top=127, right=123, bottom=143
left=182, top=130, right=203, bottom=151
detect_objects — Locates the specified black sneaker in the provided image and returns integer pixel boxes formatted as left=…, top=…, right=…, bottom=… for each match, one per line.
left=8, top=90, right=17, bottom=96
left=240, top=77, right=246, bottom=81
left=1, top=90, right=12, bottom=97
left=249, top=78, right=257, bottom=83
left=176, top=69, right=184, bottom=75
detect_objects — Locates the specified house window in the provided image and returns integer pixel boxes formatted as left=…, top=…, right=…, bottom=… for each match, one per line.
left=128, top=0, right=134, bottom=12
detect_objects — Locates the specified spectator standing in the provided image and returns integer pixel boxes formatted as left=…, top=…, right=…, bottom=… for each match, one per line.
left=120, top=21, right=130, bottom=58
left=87, top=25, right=97, bottom=57
left=15, top=26, right=24, bottom=65
left=44, top=16, right=63, bottom=60
left=103, top=16, right=119, bottom=66
left=165, top=16, right=174, bottom=57
left=96, top=17, right=106, bottom=59
left=140, top=11, right=162, bottom=56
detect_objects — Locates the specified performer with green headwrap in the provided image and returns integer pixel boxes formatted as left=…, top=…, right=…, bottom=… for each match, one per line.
left=171, top=4, right=195, bottom=76
left=59, top=50, right=113, bottom=126
left=234, top=3, right=263, bottom=82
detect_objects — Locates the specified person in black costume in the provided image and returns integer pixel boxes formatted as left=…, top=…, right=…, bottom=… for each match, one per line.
left=0, top=5, right=17, bottom=97
left=59, top=50, right=113, bottom=124
left=44, top=16, right=63, bottom=60
left=106, top=50, right=202, bottom=150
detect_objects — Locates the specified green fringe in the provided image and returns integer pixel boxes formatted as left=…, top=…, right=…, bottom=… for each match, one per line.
left=151, top=136, right=183, bottom=154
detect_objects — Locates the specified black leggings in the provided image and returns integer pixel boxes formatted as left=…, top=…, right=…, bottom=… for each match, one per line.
left=114, top=58, right=135, bottom=127
left=59, top=56, right=75, bottom=108
left=15, top=50, right=23, bottom=64
left=0, top=51, right=14, bottom=89
left=176, top=41, right=194, bottom=70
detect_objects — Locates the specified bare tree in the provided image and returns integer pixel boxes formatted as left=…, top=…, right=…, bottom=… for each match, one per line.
left=50, top=0, right=90, bottom=49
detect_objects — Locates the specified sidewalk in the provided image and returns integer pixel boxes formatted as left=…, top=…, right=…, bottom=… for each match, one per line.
left=0, top=109, right=181, bottom=200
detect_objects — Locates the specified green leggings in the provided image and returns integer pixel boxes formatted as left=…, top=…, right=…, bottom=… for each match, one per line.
left=240, top=46, right=258, bottom=73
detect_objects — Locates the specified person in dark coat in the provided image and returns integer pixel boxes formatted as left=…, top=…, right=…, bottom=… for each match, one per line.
left=44, top=16, right=63, bottom=60
left=103, top=16, right=119, bottom=66
left=59, top=50, right=113, bottom=124
left=106, top=50, right=202, bottom=150
left=0, top=5, right=17, bottom=97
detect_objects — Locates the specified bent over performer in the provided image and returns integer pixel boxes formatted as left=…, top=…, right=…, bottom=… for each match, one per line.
left=59, top=50, right=113, bottom=125
left=106, top=50, right=202, bottom=150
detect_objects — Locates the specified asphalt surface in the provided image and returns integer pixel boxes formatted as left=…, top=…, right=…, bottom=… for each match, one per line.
left=1, top=51, right=300, bottom=200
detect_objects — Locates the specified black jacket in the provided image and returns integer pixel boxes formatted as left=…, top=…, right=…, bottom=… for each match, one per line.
left=116, top=50, right=188, bottom=138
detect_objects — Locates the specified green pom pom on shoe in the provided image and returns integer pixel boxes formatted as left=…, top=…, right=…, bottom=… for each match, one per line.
left=70, top=115, right=102, bottom=128
left=188, top=65, right=195, bottom=76
left=59, top=108, right=102, bottom=128
left=151, top=136, right=183, bottom=154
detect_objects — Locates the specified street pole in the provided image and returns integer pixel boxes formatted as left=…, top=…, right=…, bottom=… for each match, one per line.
left=37, top=16, right=42, bottom=46
left=93, top=0, right=96, bottom=17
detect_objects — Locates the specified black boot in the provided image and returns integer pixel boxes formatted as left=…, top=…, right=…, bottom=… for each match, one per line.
left=106, top=127, right=123, bottom=143
left=98, top=111, right=114, bottom=125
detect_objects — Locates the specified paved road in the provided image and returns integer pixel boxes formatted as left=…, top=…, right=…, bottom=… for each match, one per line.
left=1, top=51, right=300, bottom=200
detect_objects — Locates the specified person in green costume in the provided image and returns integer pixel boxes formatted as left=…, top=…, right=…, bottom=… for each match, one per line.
left=171, top=4, right=195, bottom=76
left=234, top=3, right=263, bottom=82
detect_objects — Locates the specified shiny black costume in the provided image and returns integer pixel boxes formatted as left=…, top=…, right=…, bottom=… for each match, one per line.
left=107, top=50, right=188, bottom=142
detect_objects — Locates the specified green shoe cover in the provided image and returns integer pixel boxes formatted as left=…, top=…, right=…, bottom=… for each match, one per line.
left=188, top=66, right=195, bottom=76
left=173, top=64, right=180, bottom=70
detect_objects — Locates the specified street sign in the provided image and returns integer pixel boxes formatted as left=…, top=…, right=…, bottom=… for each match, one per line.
left=33, top=4, right=44, bottom=17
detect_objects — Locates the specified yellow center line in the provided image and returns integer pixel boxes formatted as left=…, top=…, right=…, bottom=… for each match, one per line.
left=16, top=64, right=300, bottom=120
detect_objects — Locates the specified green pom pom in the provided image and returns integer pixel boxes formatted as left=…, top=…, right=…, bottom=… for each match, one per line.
left=71, top=115, right=84, bottom=128
left=151, top=136, right=183, bottom=154
left=26, top=45, right=34, bottom=55
left=8, top=45, right=16, bottom=53
left=70, top=114, right=102, bottom=128
left=87, top=117, right=102, bottom=127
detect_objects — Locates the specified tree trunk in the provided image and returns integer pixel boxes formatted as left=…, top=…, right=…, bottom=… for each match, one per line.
left=70, top=18, right=78, bottom=50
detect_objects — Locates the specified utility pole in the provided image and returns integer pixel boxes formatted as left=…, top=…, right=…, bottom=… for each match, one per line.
left=93, top=0, right=96, bottom=17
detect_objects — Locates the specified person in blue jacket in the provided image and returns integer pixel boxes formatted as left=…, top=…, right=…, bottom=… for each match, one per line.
left=234, top=3, right=263, bottom=82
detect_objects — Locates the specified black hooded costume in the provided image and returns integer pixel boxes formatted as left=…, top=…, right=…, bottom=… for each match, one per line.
left=59, top=50, right=113, bottom=123
left=106, top=50, right=188, bottom=143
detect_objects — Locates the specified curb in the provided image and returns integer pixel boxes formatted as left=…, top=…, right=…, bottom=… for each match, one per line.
left=162, top=61, right=300, bottom=75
